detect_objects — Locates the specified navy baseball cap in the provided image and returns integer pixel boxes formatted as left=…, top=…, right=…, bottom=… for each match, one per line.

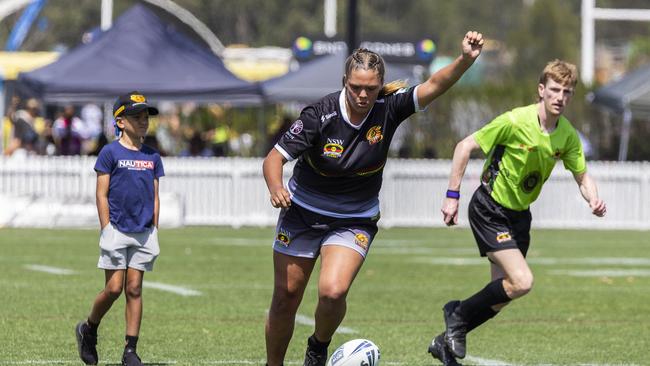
left=112, top=91, right=159, bottom=119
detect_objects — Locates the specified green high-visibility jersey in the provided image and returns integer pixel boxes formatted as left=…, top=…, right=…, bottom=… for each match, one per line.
left=473, top=104, right=586, bottom=211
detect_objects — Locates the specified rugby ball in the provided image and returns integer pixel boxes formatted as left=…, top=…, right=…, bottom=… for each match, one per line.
left=326, top=339, right=380, bottom=366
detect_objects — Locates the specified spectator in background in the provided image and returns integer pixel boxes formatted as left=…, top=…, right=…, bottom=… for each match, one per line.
left=6, top=98, right=43, bottom=156
left=180, top=131, right=213, bottom=157
left=53, top=105, right=86, bottom=155
left=2, top=96, right=21, bottom=155
left=266, top=116, right=293, bottom=154
left=81, top=104, right=104, bottom=154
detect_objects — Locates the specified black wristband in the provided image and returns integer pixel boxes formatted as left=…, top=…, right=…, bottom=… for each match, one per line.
left=446, top=190, right=460, bottom=199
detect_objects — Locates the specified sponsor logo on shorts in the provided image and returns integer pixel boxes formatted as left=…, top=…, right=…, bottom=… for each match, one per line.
left=366, top=125, right=384, bottom=145
left=354, top=233, right=369, bottom=250
left=118, top=160, right=154, bottom=170
left=496, top=231, right=512, bottom=243
left=289, top=120, right=303, bottom=135
left=276, top=228, right=291, bottom=246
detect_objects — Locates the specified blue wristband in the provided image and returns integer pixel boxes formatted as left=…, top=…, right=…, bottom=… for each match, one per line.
left=446, top=190, right=460, bottom=199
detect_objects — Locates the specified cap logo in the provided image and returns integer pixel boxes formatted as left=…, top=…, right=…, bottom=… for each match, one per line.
left=113, top=105, right=125, bottom=118
left=130, top=94, right=146, bottom=103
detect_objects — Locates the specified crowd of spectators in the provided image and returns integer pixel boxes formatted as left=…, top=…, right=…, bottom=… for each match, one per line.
left=2, top=97, right=263, bottom=158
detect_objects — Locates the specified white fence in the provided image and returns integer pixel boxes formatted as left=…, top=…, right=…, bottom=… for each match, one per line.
left=1, top=155, right=648, bottom=229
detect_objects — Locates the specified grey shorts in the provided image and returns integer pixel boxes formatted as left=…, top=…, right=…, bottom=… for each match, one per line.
left=273, top=204, right=379, bottom=259
left=97, top=223, right=160, bottom=271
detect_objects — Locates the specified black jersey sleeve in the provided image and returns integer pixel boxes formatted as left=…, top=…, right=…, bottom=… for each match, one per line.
left=385, top=86, right=417, bottom=126
left=275, top=105, right=321, bottom=161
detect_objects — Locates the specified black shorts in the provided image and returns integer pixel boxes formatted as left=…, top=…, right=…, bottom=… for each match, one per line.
left=468, top=186, right=532, bottom=257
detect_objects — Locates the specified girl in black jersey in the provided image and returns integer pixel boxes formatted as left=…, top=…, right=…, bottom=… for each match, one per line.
left=263, top=31, right=484, bottom=366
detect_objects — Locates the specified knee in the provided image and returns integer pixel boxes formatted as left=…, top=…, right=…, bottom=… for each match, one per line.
left=318, top=283, right=348, bottom=305
left=104, top=284, right=123, bottom=300
left=270, top=286, right=303, bottom=314
left=124, top=283, right=142, bottom=299
left=505, top=272, right=534, bottom=298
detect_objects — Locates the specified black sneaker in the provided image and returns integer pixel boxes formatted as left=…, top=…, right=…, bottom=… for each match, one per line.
left=428, top=333, right=462, bottom=366
left=303, top=338, right=327, bottom=366
left=122, top=347, right=143, bottom=366
left=75, top=321, right=98, bottom=365
left=443, top=300, right=467, bottom=359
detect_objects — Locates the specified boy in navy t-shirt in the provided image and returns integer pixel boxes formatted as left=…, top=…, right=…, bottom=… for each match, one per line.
left=75, top=91, right=164, bottom=366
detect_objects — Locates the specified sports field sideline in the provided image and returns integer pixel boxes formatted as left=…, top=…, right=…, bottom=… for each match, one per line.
left=1, top=227, right=648, bottom=365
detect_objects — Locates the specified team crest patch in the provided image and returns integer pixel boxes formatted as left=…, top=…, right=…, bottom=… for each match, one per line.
left=366, top=125, right=384, bottom=145
left=354, top=233, right=369, bottom=250
left=276, top=228, right=291, bottom=246
left=323, top=143, right=344, bottom=158
left=496, top=231, right=512, bottom=243
left=130, top=94, right=146, bottom=103
left=289, top=120, right=303, bottom=135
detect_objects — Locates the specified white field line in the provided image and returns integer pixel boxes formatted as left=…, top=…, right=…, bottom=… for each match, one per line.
left=293, top=313, right=358, bottom=334
left=0, top=360, right=639, bottom=366
left=413, top=257, right=650, bottom=266
left=549, top=269, right=650, bottom=277
left=143, top=281, right=202, bottom=296
left=24, top=264, right=76, bottom=275
left=465, top=354, right=514, bottom=365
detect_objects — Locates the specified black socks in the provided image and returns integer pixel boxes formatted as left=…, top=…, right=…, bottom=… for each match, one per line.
left=125, top=335, right=139, bottom=350
left=456, top=278, right=511, bottom=320
left=308, top=334, right=331, bottom=352
left=467, top=306, right=499, bottom=333
left=86, top=319, right=99, bottom=335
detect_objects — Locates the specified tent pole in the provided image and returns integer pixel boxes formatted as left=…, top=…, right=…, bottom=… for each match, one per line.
left=618, top=107, right=632, bottom=161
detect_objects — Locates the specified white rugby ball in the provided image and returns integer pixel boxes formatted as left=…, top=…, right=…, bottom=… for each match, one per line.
left=326, top=339, right=380, bottom=366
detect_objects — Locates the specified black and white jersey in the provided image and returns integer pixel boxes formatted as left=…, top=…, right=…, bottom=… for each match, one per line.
left=275, top=85, right=422, bottom=218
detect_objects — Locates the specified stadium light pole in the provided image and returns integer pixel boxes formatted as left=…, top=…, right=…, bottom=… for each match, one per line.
left=346, top=0, right=358, bottom=56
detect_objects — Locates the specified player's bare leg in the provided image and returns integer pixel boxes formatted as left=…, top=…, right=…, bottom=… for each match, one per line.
left=123, top=268, right=145, bottom=366
left=314, top=245, right=364, bottom=341
left=89, top=269, right=125, bottom=323
left=76, top=270, right=124, bottom=365
left=124, top=268, right=144, bottom=336
left=304, top=245, right=364, bottom=366
left=266, top=252, right=316, bottom=366
left=486, top=249, right=533, bottom=301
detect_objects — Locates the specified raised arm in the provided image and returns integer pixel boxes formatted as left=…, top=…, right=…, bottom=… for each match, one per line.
left=417, top=31, right=484, bottom=108
left=573, top=171, right=606, bottom=217
left=442, top=134, right=481, bottom=226
left=263, top=148, right=291, bottom=208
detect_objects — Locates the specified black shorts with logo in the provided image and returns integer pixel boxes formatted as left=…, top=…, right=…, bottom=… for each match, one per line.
left=468, top=186, right=532, bottom=257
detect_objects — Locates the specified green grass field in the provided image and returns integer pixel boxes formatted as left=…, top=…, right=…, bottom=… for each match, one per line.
left=1, top=226, right=648, bottom=365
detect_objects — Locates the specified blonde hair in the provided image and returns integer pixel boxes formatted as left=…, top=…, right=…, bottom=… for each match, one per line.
left=343, top=48, right=408, bottom=97
left=539, top=59, right=578, bottom=87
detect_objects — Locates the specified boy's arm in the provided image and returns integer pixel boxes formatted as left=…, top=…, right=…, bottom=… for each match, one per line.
left=153, top=178, right=160, bottom=228
left=96, top=172, right=110, bottom=229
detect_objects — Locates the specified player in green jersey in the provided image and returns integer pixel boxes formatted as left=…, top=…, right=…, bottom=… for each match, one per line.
left=427, top=60, right=607, bottom=366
